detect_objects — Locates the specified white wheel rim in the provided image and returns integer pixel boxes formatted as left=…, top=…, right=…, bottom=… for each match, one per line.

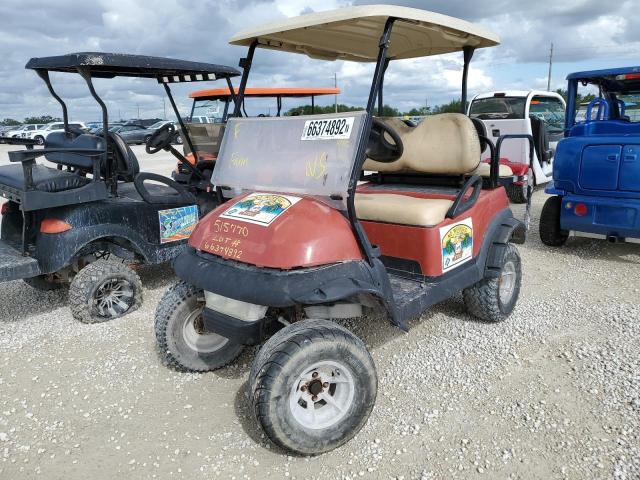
left=289, top=360, right=355, bottom=430
left=181, top=308, right=229, bottom=353
left=499, top=260, right=517, bottom=305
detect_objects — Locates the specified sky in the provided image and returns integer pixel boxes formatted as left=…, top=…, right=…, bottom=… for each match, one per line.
left=1, top=0, right=639, bottom=123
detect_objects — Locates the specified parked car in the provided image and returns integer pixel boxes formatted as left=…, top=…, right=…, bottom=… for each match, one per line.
left=109, top=124, right=151, bottom=145
left=24, top=122, right=88, bottom=144
left=4, top=124, right=44, bottom=138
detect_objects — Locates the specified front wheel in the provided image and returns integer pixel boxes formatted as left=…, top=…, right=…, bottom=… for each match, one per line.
left=463, top=244, right=522, bottom=322
left=68, top=260, right=142, bottom=323
left=174, top=134, right=183, bottom=145
left=154, top=281, right=243, bottom=372
left=34, top=135, right=45, bottom=146
left=249, top=319, right=377, bottom=455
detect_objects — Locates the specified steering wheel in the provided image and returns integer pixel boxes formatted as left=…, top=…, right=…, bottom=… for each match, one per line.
left=366, top=118, right=404, bottom=163
left=146, top=123, right=176, bottom=154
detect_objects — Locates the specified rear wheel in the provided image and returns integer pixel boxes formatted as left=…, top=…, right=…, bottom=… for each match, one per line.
left=249, top=319, right=377, bottom=455
left=539, top=196, right=568, bottom=246
left=506, top=183, right=527, bottom=204
left=174, top=134, right=183, bottom=145
left=69, top=260, right=142, bottom=323
left=34, top=135, right=44, bottom=145
left=154, top=281, right=243, bottom=372
left=463, top=244, right=522, bottom=322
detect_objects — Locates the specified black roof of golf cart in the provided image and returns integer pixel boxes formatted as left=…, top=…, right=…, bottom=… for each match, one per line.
left=25, top=52, right=239, bottom=81
left=1, top=52, right=240, bottom=212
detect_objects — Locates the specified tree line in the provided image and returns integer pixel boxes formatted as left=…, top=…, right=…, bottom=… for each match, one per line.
left=1, top=115, right=61, bottom=126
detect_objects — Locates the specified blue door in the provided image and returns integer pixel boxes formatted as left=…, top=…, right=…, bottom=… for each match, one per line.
left=619, top=145, right=640, bottom=192
left=579, top=145, right=621, bottom=191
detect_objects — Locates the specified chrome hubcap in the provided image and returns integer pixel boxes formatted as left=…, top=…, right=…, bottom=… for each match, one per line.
left=499, top=261, right=517, bottom=305
left=289, top=361, right=355, bottom=430
left=181, top=308, right=229, bottom=353
left=94, top=278, right=134, bottom=318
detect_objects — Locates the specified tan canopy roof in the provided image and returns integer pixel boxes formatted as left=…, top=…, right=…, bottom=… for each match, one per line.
left=229, top=5, right=499, bottom=62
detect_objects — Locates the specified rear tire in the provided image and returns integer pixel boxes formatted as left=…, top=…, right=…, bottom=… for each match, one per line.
left=154, top=281, right=243, bottom=372
left=539, top=196, right=568, bottom=246
left=69, top=260, right=142, bottom=323
left=249, top=319, right=377, bottom=455
left=463, top=244, right=521, bottom=322
left=23, top=274, right=64, bottom=291
left=506, top=183, right=527, bottom=204
left=34, top=135, right=44, bottom=146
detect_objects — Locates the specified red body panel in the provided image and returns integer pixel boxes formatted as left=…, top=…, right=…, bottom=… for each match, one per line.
left=357, top=186, right=509, bottom=277
left=189, top=194, right=362, bottom=269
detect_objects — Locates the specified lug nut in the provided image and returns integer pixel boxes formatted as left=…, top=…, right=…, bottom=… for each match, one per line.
left=311, top=395, right=318, bottom=402
left=322, top=382, right=329, bottom=388
left=300, top=385, right=307, bottom=392
left=312, top=372, right=319, bottom=378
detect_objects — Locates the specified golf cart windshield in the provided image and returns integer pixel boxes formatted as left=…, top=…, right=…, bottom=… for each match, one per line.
left=469, top=97, right=526, bottom=119
left=212, top=112, right=367, bottom=204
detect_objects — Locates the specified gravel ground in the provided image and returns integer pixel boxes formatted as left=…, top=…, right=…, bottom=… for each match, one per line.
left=0, top=172, right=638, bottom=479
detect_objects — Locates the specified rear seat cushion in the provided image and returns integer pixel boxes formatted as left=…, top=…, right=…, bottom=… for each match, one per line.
left=355, top=193, right=453, bottom=227
left=363, top=114, right=481, bottom=175
left=0, top=164, right=90, bottom=192
left=472, top=162, right=513, bottom=177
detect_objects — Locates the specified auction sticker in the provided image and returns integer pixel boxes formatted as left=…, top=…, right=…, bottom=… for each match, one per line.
left=158, top=205, right=199, bottom=244
left=301, top=117, right=354, bottom=140
left=440, top=218, right=473, bottom=272
left=220, top=192, right=301, bottom=227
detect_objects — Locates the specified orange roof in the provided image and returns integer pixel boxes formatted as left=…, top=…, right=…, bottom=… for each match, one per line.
left=189, top=87, right=340, bottom=99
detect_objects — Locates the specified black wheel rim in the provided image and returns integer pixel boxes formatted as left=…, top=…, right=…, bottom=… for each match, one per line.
left=93, top=278, right=135, bottom=318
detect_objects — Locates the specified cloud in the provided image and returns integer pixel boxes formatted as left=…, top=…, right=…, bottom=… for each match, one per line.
left=0, top=0, right=638, bottom=121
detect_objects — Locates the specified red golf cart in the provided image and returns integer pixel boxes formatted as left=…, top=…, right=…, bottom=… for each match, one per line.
left=155, top=5, right=527, bottom=454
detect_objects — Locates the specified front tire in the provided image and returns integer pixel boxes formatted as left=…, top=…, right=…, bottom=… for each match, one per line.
left=154, top=281, right=243, bottom=372
left=539, top=196, right=568, bottom=246
left=249, top=319, right=377, bottom=455
left=463, top=244, right=522, bottom=322
left=34, top=135, right=45, bottom=146
left=69, top=260, right=142, bottom=323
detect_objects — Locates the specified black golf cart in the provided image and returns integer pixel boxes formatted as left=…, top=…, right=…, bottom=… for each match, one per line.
left=155, top=6, right=529, bottom=454
left=0, top=52, right=239, bottom=322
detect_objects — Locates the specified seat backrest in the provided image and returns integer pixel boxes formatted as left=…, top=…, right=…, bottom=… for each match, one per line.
left=105, top=132, right=140, bottom=182
left=363, top=113, right=481, bottom=175
left=44, top=131, right=104, bottom=169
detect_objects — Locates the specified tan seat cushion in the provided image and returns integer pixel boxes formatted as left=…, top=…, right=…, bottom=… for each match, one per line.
left=473, top=162, right=513, bottom=177
left=355, top=193, right=453, bottom=227
left=363, top=114, right=481, bottom=175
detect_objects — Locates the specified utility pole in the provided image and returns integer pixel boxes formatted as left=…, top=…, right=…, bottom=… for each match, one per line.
left=334, top=72, right=338, bottom=113
left=546, top=42, right=554, bottom=91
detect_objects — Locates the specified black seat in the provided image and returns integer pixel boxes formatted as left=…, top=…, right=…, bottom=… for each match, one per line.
left=1, top=130, right=108, bottom=210
left=106, top=132, right=140, bottom=182
left=0, top=164, right=90, bottom=192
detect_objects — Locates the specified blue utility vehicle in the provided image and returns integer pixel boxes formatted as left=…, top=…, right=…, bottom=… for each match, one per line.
left=540, top=67, right=640, bottom=246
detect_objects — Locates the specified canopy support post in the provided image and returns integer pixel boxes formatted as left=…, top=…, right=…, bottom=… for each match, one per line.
left=35, top=70, right=69, bottom=133
left=461, top=46, right=475, bottom=114
left=377, top=58, right=390, bottom=116
left=163, top=82, right=205, bottom=181
left=234, top=41, right=258, bottom=117
left=77, top=67, right=114, bottom=194
left=348, top=17, right=397, bottom=266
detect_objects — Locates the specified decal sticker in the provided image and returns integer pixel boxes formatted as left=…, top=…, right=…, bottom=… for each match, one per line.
left=220, top=192, right=301, bottom=227
left=301, top=117, right=355, bottom=140
left=440, top=218, right=473, bottom=272
left=158, top=205, right=199, bottom=244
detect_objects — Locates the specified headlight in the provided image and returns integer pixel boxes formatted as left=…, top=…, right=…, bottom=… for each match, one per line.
left=204, top=291, right=267, bottom=321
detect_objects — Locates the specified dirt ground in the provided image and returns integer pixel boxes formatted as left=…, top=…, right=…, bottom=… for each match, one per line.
left=0, top=145, right=638, bottom=479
